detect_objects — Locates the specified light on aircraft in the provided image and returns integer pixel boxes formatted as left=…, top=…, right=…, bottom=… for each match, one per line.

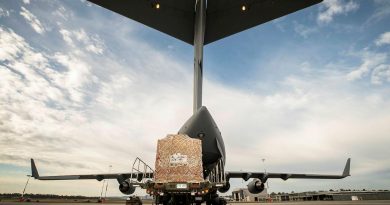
left=241, top=5, right=247, bottom=11
left=155, top=3, right=160, bottom=9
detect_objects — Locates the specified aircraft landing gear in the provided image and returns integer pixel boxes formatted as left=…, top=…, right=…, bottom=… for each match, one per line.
left=206, top=197, right=226, bottom=205
left=155, top=194, right=191, bottom=205
left=173, top=195, right=191, bottom=205
left=205, top=191, right=226, bottom=205
left=155, top=193, right=226, bottom=205
left=210, top=197, right=226, bottom=205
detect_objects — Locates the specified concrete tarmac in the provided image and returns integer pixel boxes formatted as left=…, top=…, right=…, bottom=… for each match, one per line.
left=233, top=202, right=390, bottom=205
left=2, top=202, right=390, bottom=205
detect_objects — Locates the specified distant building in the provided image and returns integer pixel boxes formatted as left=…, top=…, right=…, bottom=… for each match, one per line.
left=273, top=190, right=390, bottom=201
left=231, top=188, right=268, bottom=202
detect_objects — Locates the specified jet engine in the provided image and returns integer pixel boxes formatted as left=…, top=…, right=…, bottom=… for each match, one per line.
left=218, top=181, right=230, bottom=193
left=119, top=180, right=136, bottom=195
left=247, top=179, right=264, bottom=194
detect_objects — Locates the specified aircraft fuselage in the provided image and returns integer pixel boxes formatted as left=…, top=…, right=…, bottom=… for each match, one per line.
left=178, top=106, right=226, bottom=178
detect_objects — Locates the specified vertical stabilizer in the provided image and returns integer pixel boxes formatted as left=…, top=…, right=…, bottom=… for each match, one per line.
left=193, top=0, right=206, bottom=113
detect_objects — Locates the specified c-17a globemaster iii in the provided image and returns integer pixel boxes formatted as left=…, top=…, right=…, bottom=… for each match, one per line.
left=31, top=1, right=351, bottom=205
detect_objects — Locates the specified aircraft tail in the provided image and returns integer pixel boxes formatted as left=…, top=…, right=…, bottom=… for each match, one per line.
left=31, top=159, right=39, bottom=179
left=342, top=158, right=351, bottom=177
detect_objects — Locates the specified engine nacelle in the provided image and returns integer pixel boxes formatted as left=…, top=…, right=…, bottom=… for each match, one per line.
left=119, top=180, right=136, bottom=195
left=218, top=182, right=230, bottom=193
left=247, top=179, right=264, bottom=194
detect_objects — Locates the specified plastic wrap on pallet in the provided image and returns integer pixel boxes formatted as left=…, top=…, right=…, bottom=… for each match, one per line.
left=154, top=134, right=203, bottom=183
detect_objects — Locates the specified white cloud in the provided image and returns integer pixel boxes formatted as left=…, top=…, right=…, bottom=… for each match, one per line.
left=19, top=7, right=45, bottom=34
left=23, top=0, right=30, bottom=4
left=78, top=0, right=93, bottom=7
left=366, top=0, right=390, bottom=23
left=52, top=53, right=92, bottom=103
left=346, top=32, right=390, bottom=84
left=293, top=21, right=318, bottom=38
left=59, top=28, right=104, bottom=54
left=0, top=27, right=27, bottom=61
left=375, top=31, right=390, bottom=46
left=371, top=64, right=390, bottom=85
left=52, top=6, right=73, bottom=21
left=0, top=24, right=191, bottom=179
left=0, top=8, right=10, bottom=17
left=318, top=0, right=359, bottom=24
left=204, top=70, right=390, bottom=188
left=0, top=26, right=96, bottom=170
left=85, top=44, right=103, bottom=54
left=346, top=51, right=387, bottom=81
left=59, top=29, right=73, bottom=45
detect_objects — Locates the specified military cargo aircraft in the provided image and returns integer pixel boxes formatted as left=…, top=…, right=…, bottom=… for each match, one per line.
left=31, top=1, right=351, bottom=204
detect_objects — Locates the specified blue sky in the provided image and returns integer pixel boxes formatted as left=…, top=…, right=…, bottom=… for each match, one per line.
left=1, top=0, right=390, bottom=196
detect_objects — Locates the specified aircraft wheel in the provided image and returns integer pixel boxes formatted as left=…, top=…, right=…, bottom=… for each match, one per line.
left=218, top=198, right=227, bottom=205
left=210, top=197, right=226, bottom=205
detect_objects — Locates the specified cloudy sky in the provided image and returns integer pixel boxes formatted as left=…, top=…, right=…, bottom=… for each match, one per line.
left=1, top=0, right=390, bottom=196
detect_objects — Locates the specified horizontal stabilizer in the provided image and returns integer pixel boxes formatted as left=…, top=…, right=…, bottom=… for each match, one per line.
left=205, top=0, right=323, bottom=44
left=88, top=0, right=196, bottom=45
left=88, top=0, right=323, bottom=45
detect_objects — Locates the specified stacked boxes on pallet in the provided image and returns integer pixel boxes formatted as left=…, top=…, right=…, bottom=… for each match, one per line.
left=154, top=134, right=204, bottom=183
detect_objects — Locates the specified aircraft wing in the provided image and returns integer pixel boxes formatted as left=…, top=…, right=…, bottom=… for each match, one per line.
left=30, top=159, right=153, bottom=181
left=226, top=158, right=351, bottom=182
left=87, top=0, right=322, bottom=45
